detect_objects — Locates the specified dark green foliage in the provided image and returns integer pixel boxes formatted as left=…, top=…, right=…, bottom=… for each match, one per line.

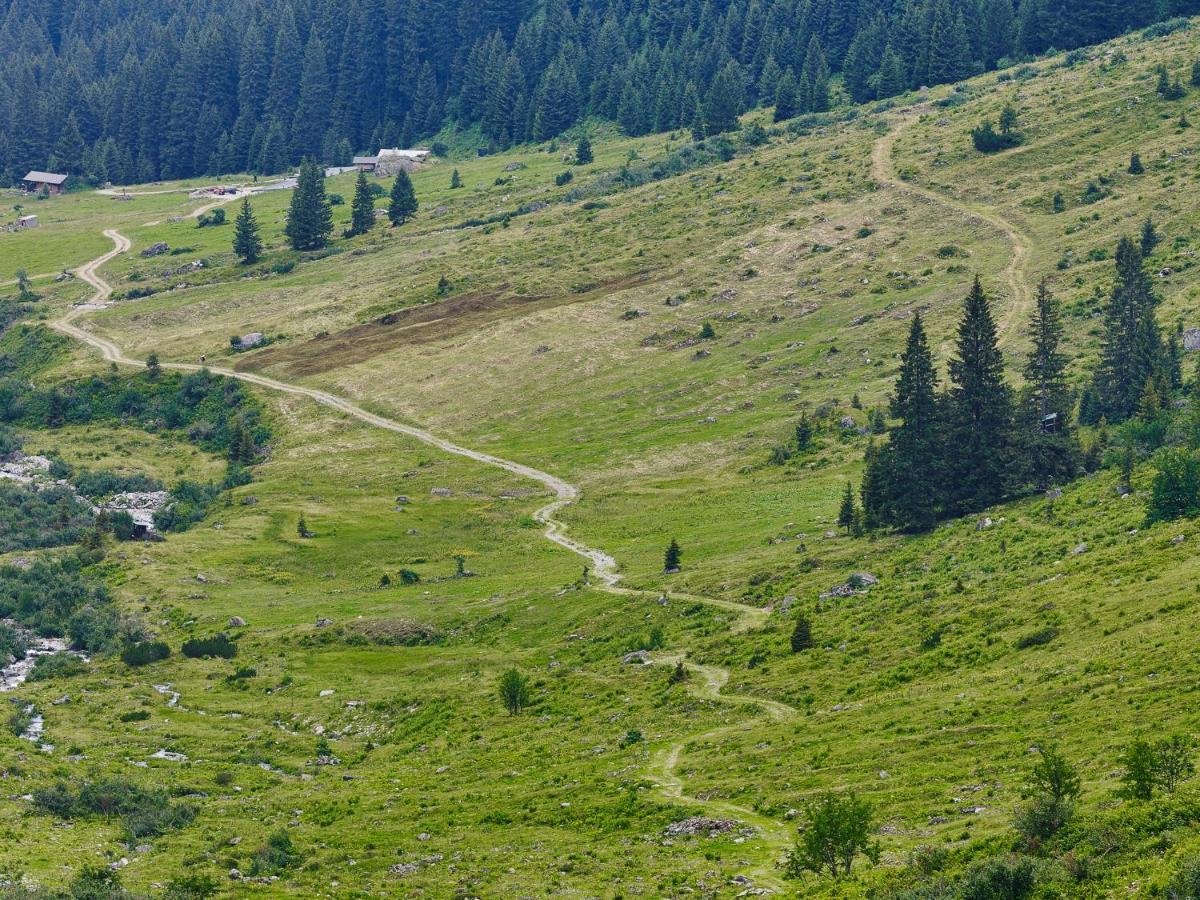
left=667, top=660, right=688, bottom=685
left=349, top=171, right=376, bottom=237
left=68, top=864, right=129, bottom=899
left=1014, top=743, right=1080, bottom=841
left=0, top=0, right=1188, bottom=185
left=1015, top=627, right=1058, bottom=649
left=0, top=481, right=94, bottom=552
left=785, top=792, right=878, bottom=878
left=163, top=874, right=220, bottom=899
left=774, top=69, right=800, bottom=122
left=1092, top=237, right=1168, bottom=422
left=959, top=855, right=1036, bottom=899
left=944, top=278, right=1012, bottom=513
left=1052, top=191, right=1066, bottom=213
left=32, top=777, right=195, bottom=840
left=250, top=830, right=302, bottom=875
left=575, top=135, right=593, bottom=165
left=698, top=321, right=716, bottom=339
left=1128, top=152, right=1144, bottom=174
left=1140, top=218, right=1161, bottom=256
left=181, top=634, right=238, bottom=659
left=1146, top=448, right=1200, bottom=523
left=154, top=480, right=221, bottom=532
left=664, top=538, right=682, bottom=571
left=1169, top=855, right=1200, bottom=900
left=232, top=199, right=262, bottom=264
left=1121, top=738, right=1159, bottom=800
left=972, top=119, right=1022, bottom=152
left=795, top=414, right=814, bottom=451
left=837, top=482, right=857, bottom=531
left=450, top=169, right=462, bottom=189
left=0, top=555, right=113, bottom=651
left=790, top=614, right=812, bottom=652
left=499, top=668, right=530, bottom=715
left=120, top=640, right=171, bottom=667
left=195, top=207, right=225, bottom=228
left=554, top=170, right=574, bottom=187
left=27, top=652, right=86, bottom=681
left=284, top=160, right=333, bottom=251
left=388, top=170, right=418, bottom=226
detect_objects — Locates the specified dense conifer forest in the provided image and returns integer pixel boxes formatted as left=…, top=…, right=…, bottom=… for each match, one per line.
left=2, top=0, right=1199, bottom=184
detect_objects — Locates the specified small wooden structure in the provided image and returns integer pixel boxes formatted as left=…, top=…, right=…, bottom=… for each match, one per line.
left=353, top=156, right=378, bottom=173
left=21, top=171, right=68, bottom=194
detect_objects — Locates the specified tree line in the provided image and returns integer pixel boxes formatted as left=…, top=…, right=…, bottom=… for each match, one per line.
left=843, top=232, right=1181, bottom=533
left=2, top=0, right=1198, bottom=185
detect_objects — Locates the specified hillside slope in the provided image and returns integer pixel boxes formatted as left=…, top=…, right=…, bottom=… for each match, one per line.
left=2, top=20, right=1200, bottom=899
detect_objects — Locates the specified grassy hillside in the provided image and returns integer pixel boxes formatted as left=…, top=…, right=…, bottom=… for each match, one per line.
left=3, top=20, right=1200, bottom=899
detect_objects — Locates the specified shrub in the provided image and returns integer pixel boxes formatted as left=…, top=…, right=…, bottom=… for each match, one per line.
left=1015, top=627, right=1058, bottom=649
left=27, top=652, right=85, bottom=681
left=196, top=207, right=226, bottom=227
left=181, top=634, right=237, bottom=659
left=121, top=640, right=171, bottom=667
left=1168, top=854, right=1200, bottom=900
left=499, top=668, right=530, bottom=715
left=959, top=855, right=1036, bottom=900
left=119, top=710, right=150, bottom=722
left=1014, top=794, right=1072, bottom=841
left=791, top=615, right=813, bottom=652
left=555, top=170, right=574, bottom=186
left=250, top=829, right=302, bottom=875
left=971, top=120, right=1021, bottom=152
left=1146, top=448, right=1200, bottom=523
left=164, top=874, right=220, bottom=899
left=1120, top=737, right=1159, bottom=800
left=270, top=260, right=296, bottom=275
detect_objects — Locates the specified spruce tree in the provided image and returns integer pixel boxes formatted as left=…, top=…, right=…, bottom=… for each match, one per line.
left=1140, top=218, right=1160, bottom=256
left=838, top=482, right=857, bottom=532
left=704, top=62, right=746, bottom=134
left=52, top=111, right=86, bottom=176
left=1093, top=237, right=1164, bottom=422
left=349, top=171, right=375, bottom=236
left=1128, top=152, right=1144, bottom=175
left=450, top=169, right=462, bottom=188
left=284, top=159, right=333, bottom=251
left=774, top=69, right=800, bottom=122
left=1016, top=278, right=1078, bottom=488
left=790, top=614, right=813, bottom=652
left=873, top=47, right=908, bottom=99
left=575, top=134, right=593, bottom=164
left=946, top=277, right=1013, bottom=513
left=663, top=538, right=682, bottom=572
left=387, top=169, right=419, bottom=226
left=232, top=198, right=263, bottom=264
left=885, top=314, right=943, bottom=531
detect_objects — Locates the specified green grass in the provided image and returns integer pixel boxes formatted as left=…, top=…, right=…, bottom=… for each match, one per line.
left=7, top=22, right=1200, bottom=896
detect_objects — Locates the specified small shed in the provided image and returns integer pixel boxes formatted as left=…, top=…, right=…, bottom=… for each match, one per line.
left=16, top=215, right=38, bottom=228
left=353, top=156, right=379, bottom=173
left=22, top=171, right=68, bottom=194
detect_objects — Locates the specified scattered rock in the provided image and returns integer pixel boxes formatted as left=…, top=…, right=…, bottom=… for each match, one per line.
left=315, top=617, right=333, bottom=628
left=150, top=749, right=188, bottom=763
left=1171, top=534, right=1186, bottom=544
left=1071, top=543, right=1088, bottom=555
left=430, top=487, right=452, bottom=497
left=228, top=616, right=246, bottom=627
left=141, top=242, right=169, bottom=257
left=1045, top=487, right=1063, bottom=499
left=664, top=816, right=737, bottom=837
left=233, top=332, right=264, bottom=350
left=1184, top=328, right=1200, bottom=352
left=976, top=517, right=993, bottom=531
left=622, top=650, right=652, bottom=665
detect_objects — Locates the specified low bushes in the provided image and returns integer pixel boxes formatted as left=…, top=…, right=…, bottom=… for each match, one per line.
left=181, top=634, right=237, bottom=659
left=31, top=776, right=196, bottom=840
left=121, top=640, right=171, bottom=667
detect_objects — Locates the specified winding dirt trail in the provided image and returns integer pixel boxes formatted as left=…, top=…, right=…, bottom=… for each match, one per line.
left=53, top=231, right=797, bottom=891
left=872, top=107, right=1034, bottom=343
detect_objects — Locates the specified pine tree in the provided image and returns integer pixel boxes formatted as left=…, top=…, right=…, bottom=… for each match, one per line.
left=1094, top=237, right=1164, bottom=422
left=232, top=198, right=263, bottom=264
left=663, top=538, right=682, bottom=571
left=450, top=169, right=462, bottom=188
left=1140, top=218, right=1160, bottom=256
left=1015, top=278, right=1078, bottom=488
left=800, top=36, right=831, bottom=112
left=387, top=169, right=418, bottom=226
left=774, top=68, right=799, bottom=122
left=575, top=134, right=593, bottom=164
left=873, top=47, right=908, bottom=99
left=52, top=111, right=86, bottom=176
left=945, top=277, right=1013, bottom=513
left=1128, top=152, right=1144, bottom=175
left=790, top=614, right=812, bottom=652
left=284, top=159, right=333, bottom=251
left=795, top=414, right=814, bottom=450
left=349, top=171, right=376, bottom=236
left=704, top=62, right=746, bottom=134
left=838, top=482, right=857, bottom=531
left=291, top=34, right=333, bottom=163
left=884, top=314, right=943, bottom=531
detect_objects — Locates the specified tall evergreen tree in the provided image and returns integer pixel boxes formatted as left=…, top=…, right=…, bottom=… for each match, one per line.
left=1093, top=237, right=1165, bottom=422
left=879, top=313, right=943, bottom=531
left=945, top=277, right=1013, bottom=513
left=292, top=34, right=333, bottom=163
left=232, top=198, right=263, bottom=264
left=284, top=159, right=333, bottom=251
left=774, top=68, right=799, bottom=121
left=704, top=62, right=746, bottom=134
left=51, top=111, right=86, bottom=176
left=388, top=168, right=418, bottom=225
left=349, top=170, right=376, bottom=236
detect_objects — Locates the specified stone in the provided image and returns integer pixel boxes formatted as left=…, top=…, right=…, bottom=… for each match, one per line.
left=663, top=816, right=737, bottom=837
left=1071, top=543, right=1088, bottom=555
left=1045, top=487, right=1063, bottom=499
left=141, top=242, right=169, bottom=257
left=1172, top=534, right=1186, bottom=544
left=839, top=415, right=856, bottom=429
left=1184, top=328, right=1200, bottom=352
left=430, top=487, right=452, bottom=497
left=315, top=617, right=333, bottom=627
left=234, top=332, right=264, bottom=350
left=319, top=689, right=335, bottom=697
left=976, top=517, right=993, bottom=530
left=622, top=650, right=652, bottom=665
left=228, top=616, right=246, bottom=627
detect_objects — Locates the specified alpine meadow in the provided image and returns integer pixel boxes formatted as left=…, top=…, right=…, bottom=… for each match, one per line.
left=8, top=0, right=1200, bottom=897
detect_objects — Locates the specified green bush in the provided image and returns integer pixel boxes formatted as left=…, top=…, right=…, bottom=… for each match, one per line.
left=181, top=634, right=237, bottom=659
left=27, top=652, right=86, bottom=681
left=120, top=640, right=171, bottom=667
left=959, top=855, right=1036, bottom=899
left=249, top=829, right=302, bottom=875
